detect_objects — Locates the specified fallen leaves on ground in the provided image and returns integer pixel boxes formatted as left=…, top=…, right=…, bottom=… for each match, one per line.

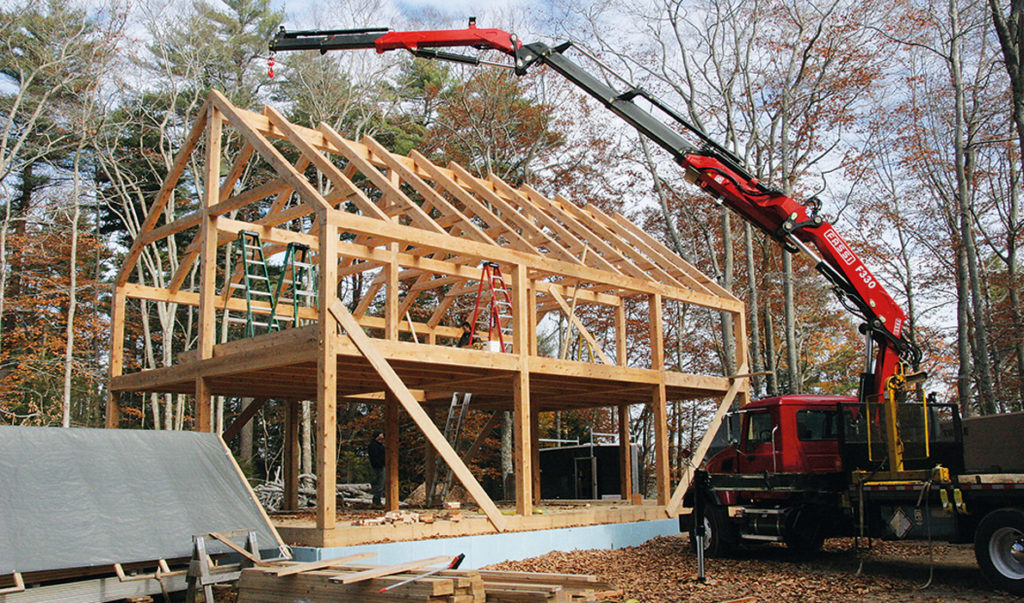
left=484, top=535, right=1017, bottom=602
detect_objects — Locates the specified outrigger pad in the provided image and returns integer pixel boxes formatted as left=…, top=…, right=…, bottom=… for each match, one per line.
left=0, top=426, right=284, bottom=574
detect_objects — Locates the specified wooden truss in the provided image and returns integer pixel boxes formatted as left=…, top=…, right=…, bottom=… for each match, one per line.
left=107, top=90, right=751, bottom=546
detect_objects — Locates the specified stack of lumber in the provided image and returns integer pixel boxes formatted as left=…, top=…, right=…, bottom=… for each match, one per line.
left=237, top=556, right=620, bottom=602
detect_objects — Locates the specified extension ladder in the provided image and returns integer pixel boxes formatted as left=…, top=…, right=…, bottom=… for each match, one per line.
left=230, top=231, right=278, bottom=337
left=272, top=242, right=317, bottom=326
left=468, top=262, right=514, bottom=353
left=437, top=392, right=472, bottom=502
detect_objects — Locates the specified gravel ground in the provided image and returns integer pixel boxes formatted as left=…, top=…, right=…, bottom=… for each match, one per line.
left=485, top=535, right=1019, bottom=602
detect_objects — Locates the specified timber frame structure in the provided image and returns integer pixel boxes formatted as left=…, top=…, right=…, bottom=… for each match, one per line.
left=107, top=91, right=751, bottom=548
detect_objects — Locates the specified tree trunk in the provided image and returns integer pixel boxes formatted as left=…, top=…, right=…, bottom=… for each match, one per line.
left=951, top=0, right=996, bottom=414
left=744, top=224, right=764, bottom=397
left=719, top=208, right=736, bottom=376
left=301, top=400, right=313, bottom=488
left=764, top=301, right=779, bottom=396
left=501, top=410, right=513, bottom=500
left=62, top=143, right=84, bottom=428
left=782, top=251, right=801, bottom=393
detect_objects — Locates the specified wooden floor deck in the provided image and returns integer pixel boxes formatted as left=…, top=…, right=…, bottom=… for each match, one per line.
left=110, top=324, right=731, bottom=412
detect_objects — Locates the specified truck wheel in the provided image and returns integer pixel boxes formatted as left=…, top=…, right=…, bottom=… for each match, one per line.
left=784, top=508, right=825, bottom=555
left=974, top=508, right=1024, bottom=595
left=689, top=505, right=737, bottom=558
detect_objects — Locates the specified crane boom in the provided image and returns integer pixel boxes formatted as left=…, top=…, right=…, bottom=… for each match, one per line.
left=269, top=22, right=923, bottom=472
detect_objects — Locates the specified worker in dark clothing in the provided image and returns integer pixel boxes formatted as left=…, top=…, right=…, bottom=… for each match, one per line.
left=456, top=320, right=477, bottom=348
left=368, top=431, right=386, bottom=507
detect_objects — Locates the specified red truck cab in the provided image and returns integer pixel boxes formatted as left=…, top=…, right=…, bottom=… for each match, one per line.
left=705, top=395, right=857, bottom=477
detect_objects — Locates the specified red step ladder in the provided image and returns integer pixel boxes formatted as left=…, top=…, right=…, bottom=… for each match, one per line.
left=468, top=262, right=514, bottom=353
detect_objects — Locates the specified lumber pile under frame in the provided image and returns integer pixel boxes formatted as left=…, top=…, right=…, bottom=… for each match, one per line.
left=106, top=89, right=753, bottom=546
left=238, top=559, right=621, bottom=602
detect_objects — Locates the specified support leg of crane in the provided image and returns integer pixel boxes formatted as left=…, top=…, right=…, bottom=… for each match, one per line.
left=694, top=469, right=707, bottom=583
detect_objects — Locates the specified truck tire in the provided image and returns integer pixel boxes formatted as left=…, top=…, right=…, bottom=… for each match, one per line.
left=784, top=507, right=825, bottom=555
left=974, top=507, right=1024, bottom=595
left=689, top=505, right=737, bottom=558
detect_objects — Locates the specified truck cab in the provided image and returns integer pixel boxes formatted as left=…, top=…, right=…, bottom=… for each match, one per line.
left=705, top=395, right=856, bottom=478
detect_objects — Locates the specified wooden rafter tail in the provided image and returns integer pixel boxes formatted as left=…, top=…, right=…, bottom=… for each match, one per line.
left=116, top=97, right=211, bottom=287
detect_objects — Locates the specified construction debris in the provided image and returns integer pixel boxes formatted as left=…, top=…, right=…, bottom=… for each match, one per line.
left=237, top=560, right=619, bottom=602
left=353, top=511, right=423, bottom=526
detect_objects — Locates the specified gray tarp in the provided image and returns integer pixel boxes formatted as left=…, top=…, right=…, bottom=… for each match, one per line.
left=0, top=426, right=284, bottom=574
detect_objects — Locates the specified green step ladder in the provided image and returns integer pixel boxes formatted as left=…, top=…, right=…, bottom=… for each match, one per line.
left=230, top=231, right=279, bottom=337
left=272, top=242, right=317, bottom=327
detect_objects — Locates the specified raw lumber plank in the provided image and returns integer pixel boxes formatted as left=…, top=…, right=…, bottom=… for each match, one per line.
left=330, top=555, right=453, bottom=584
left=238, top=568, right=468, bottom=602
left=272, top=552, right=377, bottom=577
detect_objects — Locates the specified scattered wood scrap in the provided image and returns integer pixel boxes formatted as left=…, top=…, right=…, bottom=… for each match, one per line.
left=353, top=510, right=462, bottom=526
left=237, top=561, right=619, bottom=602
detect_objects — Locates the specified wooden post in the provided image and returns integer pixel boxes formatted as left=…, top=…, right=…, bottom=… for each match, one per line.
left=618, top=404, right=633, bottom=502
left=528, top=283, right=538, bottom=357
left=317, top=210, right=339, bottom=531
left=616, top=303, right=627, bottom=367
left=195, top=106, right=221, bottom=433
left=424, top=407, right=438, bottom=506
left=106, top=287, right=126, bottom=428
left=385, top=242, right=399, bottom=341
left=732, top=308, right=751, bottom=408
left=385, top=391, right=400, bottom=511
left=511, top=263, right=532, bottom=515
left=284, top=400, right=300, bottom=510
left=649, top=294, right=670, bottom=505
left=530, top=408, right=541, bottom=504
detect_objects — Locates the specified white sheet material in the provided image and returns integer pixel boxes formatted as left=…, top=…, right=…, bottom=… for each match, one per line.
left=0, top=426, right=283, bottom=574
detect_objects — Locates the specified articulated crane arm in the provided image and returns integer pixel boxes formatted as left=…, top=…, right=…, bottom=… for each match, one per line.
left=269, top=22, right=925, bottom=474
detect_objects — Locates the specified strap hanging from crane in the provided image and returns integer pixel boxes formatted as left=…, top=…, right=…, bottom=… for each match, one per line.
left=468, top=262, right=514, bottom=353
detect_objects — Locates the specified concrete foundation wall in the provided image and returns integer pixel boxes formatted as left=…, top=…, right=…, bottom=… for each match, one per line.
left=290, top=519, right=679, bottom=568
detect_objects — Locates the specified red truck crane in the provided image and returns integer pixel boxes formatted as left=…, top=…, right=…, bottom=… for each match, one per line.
left=269, top=22, right=1024, bottom=595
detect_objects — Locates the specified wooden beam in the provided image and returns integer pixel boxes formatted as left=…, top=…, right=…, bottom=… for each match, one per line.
left=195, top=105, right=222, bottom=433
left=615, top=303, right=627, bottom=367
left=273, top=552, right=377, bottom=577
left=318, top=125, right=447, bottom=233
left=327, top=298, right=506, bottom=532
left=530, top=408, right=541, bottom=504
left=332, top=556, right=452, bottom=584
left=317, top=212, right=340, bottom=531
left=649, top=294, right=669, bottom=505
left=664, top=362, right=749, bottom=516
left=618, top=404, right=633, bottom=502
left=106, top=287, right=126, bottom=428
left=222, top=397, right=268, bottom=444
left=385, top=391, right=399, bottom=512
left=385, top=243, right=399, bottom=341
left=211, top=91, right=332, bottom=214
left=547, top=288, right=614, bottom=365
left=116, top=98, right=210, bottom=287
left=361, top=135, right=494, bottom=245
left=283, top=400, right=300, bottom=510
left=512, top=263, right=532, bottom=516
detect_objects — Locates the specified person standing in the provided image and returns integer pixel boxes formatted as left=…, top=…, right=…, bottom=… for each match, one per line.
left=368, top=430, right=386, bottom=507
